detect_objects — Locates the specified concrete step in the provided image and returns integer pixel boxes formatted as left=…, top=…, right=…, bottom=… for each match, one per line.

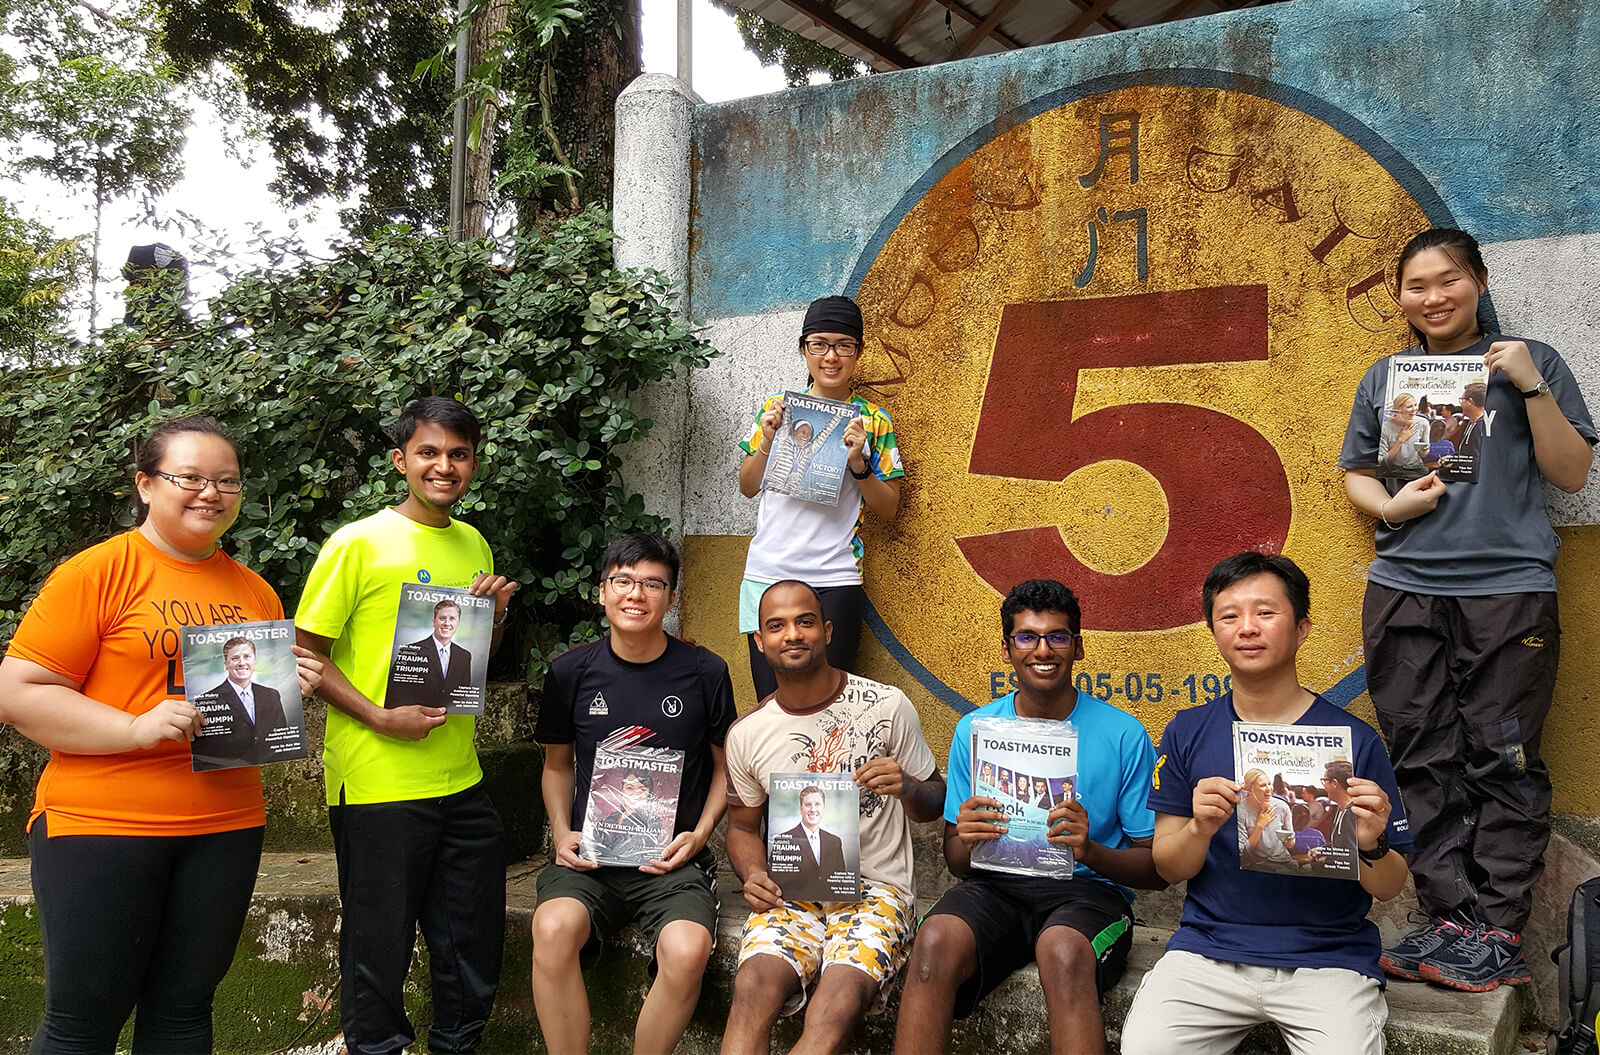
left=0, top=853, right=1523, bottom=1054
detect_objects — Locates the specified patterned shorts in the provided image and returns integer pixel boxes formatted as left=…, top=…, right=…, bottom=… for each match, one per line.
left=737, top=881, right=916, bottom=1016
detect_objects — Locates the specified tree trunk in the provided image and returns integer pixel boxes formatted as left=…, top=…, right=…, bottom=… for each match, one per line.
left=570, top=0, right=642, bottom=205
left=464, top=0, right=512, bottom=238
left=90, top=166, right=103, bottom=336
left=528, top=0, right=641, bottom=226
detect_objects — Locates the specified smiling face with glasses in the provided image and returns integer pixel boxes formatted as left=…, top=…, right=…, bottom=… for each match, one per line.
left=798, top=331, right=861, bottom=399
left=135, top=432, right=245, bottom=561
left=599, top=562, right=676, bottom=639
left=1000, top=609, right=1085, bottom=704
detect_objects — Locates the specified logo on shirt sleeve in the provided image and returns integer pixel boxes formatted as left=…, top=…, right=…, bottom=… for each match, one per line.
left=588, top=692, right=609, bottom=715
left=1152, top=753, right=1166, bottom=791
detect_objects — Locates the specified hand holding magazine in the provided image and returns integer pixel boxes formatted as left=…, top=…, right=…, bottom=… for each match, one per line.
left=760, top=391, right=860, bottom=506
left=184, top=619, right=308, bottom=771
left=1380, top=355, right=1489, bottom=484
left=385, top=582, right=493, bottom=715
left=970, top=716, right=1077, bottom=878
left=766, top=772, right=861, bottom=900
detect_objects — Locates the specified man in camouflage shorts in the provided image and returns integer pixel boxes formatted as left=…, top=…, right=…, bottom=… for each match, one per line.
left=721, top=581, right=944, bottom=1055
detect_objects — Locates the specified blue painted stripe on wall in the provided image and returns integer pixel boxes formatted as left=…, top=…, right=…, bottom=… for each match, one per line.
left=691, top=0, right=1600, bottom=320
left=862, top=597, right=976, bottom=716
left=1322, top=667, right=1369, bottom=710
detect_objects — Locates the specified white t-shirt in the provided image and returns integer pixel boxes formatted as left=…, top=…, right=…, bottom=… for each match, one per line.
left=738, top=391, right=905, bottom=629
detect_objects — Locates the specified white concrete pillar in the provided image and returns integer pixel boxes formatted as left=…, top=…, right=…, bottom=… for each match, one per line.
left=614, top=73, right=701, bottom=631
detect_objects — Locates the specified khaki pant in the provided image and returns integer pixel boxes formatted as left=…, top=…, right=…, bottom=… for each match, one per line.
left=1120, top=949, right=1387, bottom=1055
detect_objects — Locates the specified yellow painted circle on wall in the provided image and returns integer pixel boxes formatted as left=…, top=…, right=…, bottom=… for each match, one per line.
left=853, top=80, right=1434, bottom=726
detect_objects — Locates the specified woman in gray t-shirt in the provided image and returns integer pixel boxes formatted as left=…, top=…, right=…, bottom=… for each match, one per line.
left=1336, top=227, right=1596, bottom=994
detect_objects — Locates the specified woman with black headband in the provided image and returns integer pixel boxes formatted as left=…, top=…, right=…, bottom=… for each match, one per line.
left=736, top=295, right=906, bottom=700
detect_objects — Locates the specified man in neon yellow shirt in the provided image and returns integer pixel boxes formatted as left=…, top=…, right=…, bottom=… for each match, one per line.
left=297, top=397, right=516, bottom=1054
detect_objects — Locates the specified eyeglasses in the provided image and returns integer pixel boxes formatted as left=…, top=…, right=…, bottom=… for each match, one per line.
left=1007, top=631, right=1076, bottom=651
left=802, top=339, right=861, bottom=357
left=154, top=471, right=244, bottom=494
left=605, top=574, right=670, bottom=595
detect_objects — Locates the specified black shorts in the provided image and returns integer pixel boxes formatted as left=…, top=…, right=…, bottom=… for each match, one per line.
left=535, top=847, right=719, bottom=971
left=923, top=872, right=1134, bottom=1018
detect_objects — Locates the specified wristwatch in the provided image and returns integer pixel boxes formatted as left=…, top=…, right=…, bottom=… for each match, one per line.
left=1358, top=832, right=1389, bottom=865
left=1521, top=380, right=1552, bottom=400
left=848, top=461, right=872, bottom=480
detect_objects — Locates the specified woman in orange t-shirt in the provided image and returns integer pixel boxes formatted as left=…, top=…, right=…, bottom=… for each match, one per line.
left=0, top=415, right=322, bottom=1053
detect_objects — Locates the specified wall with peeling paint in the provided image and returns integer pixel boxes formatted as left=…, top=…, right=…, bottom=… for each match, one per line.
left=619, top=0, right=1600, bottom=813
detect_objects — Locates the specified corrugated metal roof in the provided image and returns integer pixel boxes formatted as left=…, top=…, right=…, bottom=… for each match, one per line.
left=729, top=0, right=1290, bottom=71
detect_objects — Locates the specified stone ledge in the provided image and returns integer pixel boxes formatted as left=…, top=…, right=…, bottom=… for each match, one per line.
left=0, top=854, right=1524, bottom=1054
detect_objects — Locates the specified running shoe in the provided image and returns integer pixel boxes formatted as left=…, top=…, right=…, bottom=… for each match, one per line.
left=1418, top=923, right=1532, bottom=992
left=1379, top=913, right=1468, bottom=982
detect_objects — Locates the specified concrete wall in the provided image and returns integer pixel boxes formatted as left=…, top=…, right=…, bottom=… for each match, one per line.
left=615, top=0, right=1600, bottom=812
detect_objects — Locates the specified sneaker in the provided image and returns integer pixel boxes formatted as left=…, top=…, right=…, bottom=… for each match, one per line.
left=1380, top=914, right=1468, bottom=981
left=1418, top=923, right=1533, bottom=992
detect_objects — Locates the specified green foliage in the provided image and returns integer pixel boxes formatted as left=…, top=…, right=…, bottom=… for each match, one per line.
left=709, top=1, right=867, bottom=87
left=153, top=0, right=457, bottom=232
left=0, top=209, right=714, bottom=680
left=153, top=0, right=637, bottom=232
left=17, top=53, right=188, bottom=204
left=0, top=197, right=80, bottom=365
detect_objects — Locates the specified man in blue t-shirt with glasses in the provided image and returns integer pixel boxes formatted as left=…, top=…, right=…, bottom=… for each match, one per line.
left=1121, top=552, right=1412, bottom=1055
left=895, top=578, right=1163, bottom=1055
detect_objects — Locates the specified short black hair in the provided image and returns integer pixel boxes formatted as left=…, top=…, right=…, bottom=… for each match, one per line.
left=1323, top=760, right=1353, bottom=789
left=1461, top=381, right=1488, bottom=408
left=1201, top=552, right=1311, bottom=627
left=1000, top=579, right=1082, bottom=638
left=600, top=533, right=680, bottom=590
left=758, top=579, right=825, bottom=623
left=392, top=396, right=482, bottom=450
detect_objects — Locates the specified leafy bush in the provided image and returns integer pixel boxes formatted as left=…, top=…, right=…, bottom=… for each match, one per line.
left=0, top=208, right=713, bottom=680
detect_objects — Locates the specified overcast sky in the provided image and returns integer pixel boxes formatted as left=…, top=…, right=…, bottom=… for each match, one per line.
left=2, top=0, right=794, bottom=335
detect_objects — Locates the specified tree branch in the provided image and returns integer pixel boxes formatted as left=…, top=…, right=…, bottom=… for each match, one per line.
left=74, top=0, right=156, bottom=36
left=538, top=63, right=580, bottom=210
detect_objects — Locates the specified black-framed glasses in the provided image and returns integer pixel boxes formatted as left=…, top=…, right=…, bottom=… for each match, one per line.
left=802, top=338, right=861, bottom=357
left=1007, top=630, right=1076, bottom=651
left=606, top=573, right=670, bottom=595
left=154, top=471, right=244, bottom=494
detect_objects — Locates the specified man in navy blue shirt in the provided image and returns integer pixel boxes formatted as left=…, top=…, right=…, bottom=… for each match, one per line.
left=1121, top=553, right=1412, bottom=1055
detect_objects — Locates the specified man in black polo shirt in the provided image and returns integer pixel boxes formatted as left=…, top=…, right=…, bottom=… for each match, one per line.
left=530, top=534, right=736, bottom=1055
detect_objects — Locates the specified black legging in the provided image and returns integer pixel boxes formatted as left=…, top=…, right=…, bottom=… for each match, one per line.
left=28, top=815, right=264, bottom=1054
left=747, top=583, right=865, bottom=701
